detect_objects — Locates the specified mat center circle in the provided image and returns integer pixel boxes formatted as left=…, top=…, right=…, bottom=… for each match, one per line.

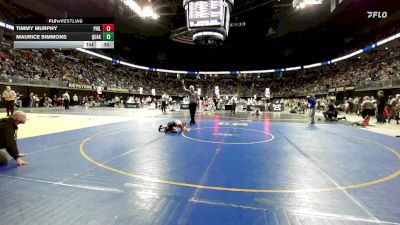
left=182, top=127, right=274, bottom=144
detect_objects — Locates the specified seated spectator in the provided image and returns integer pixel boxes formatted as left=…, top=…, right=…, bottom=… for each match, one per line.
left=323, top=101, right=346, bottom=121
left=388, top=95, right=399, bottom=124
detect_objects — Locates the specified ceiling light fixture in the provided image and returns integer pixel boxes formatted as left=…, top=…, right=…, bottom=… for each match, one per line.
left=121, top=0, right=159, bottom=19
left=293, top=0, right=323, bottom=9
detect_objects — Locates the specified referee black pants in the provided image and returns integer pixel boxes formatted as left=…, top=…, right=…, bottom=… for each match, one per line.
left=377, top=107, right=385, bottom=123
left=5, top=100, right=14, bottom=116
left=64, top=99, right=70, bottom=109
left=161, top=101, right=166, bottom=113
left=189, top=103, right=197, bottom=125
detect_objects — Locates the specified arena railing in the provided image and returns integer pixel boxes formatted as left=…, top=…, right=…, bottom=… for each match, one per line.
left=0, top=76, right=67, bottom=88
left=355, top=78, right=400, bottom=91
left=1, top=75, right=398, bottom=97
left=76, top=31, right=400, bottom=75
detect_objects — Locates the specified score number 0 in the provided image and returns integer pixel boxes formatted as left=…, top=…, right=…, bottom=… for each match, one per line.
left=102, top=24, right=114, bottom=32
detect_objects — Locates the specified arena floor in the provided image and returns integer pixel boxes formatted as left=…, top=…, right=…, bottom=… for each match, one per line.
left=0, top=107, right=399, bottom=225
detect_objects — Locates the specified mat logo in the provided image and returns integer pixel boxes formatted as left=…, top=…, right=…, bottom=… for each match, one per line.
left=367, top=11, right=387, bottom=19
left=213, top=133, right=240, bottom=137
left=272, top=104, right=282, bottom=111
left=218, top=122, right=248, bottom=126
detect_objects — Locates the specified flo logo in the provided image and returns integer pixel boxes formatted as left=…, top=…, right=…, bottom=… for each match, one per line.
left=367, top=11, right=388, bottom=19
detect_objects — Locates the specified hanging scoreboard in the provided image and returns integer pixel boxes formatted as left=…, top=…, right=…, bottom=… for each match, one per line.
left=13, top=18, right=114, bottom=49
left=183, top=0, right=234, bottom=45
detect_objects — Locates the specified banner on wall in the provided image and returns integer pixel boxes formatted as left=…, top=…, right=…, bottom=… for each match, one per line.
left=328, top=86, right=355, bottom=92
left=68, top=83, right=93, bottom=89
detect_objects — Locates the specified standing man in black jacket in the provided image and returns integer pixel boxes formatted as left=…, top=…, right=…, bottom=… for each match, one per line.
left=62, top=91, right=70, bottom=110
left=0, top=111, right=28, bottom=166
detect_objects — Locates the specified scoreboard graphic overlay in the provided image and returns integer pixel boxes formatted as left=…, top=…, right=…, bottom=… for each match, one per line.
left=13, top=18, right=114, bottom=49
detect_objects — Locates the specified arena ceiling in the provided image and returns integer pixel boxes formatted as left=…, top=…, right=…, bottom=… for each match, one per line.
left=9, top=0, right=400, bottom=71
left=11, top=0, right=294, bottom=35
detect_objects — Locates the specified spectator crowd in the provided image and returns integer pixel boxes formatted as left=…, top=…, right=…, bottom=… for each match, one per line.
left=0, top=45, right=399, bottom=100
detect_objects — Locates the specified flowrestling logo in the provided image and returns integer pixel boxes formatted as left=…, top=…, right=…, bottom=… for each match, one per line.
left=367, top=11, right=388, bottom=19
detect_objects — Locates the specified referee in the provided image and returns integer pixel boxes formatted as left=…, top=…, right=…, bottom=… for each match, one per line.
left=182, top=80, right=199, bottom=126
left=2, top=86, right=16, bottom=116
left=161, top=93, right=167, bottom=114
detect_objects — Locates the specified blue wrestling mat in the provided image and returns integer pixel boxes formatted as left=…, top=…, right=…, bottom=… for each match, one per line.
left=0, top=115, right=399, bottom=225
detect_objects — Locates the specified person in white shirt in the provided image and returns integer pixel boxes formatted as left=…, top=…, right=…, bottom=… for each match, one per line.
left=72, top=94, right=79, bottom=107
left=388, top=94, right=399, bottom=124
